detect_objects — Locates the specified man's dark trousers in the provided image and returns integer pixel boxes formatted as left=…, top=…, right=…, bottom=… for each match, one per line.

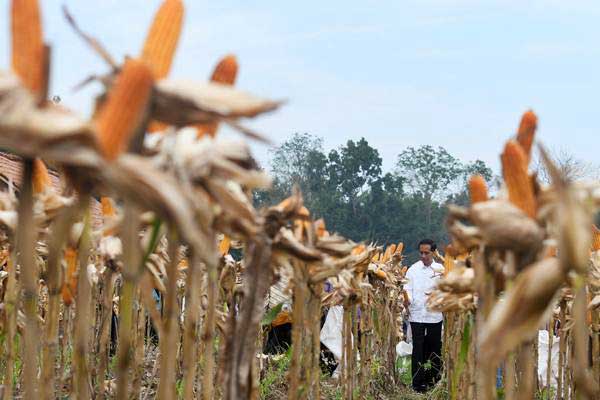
left=410, top=321, right=442, bottom=392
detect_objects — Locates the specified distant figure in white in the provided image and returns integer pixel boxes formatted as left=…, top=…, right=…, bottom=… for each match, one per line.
left=404, top=239, right=443, bottom=393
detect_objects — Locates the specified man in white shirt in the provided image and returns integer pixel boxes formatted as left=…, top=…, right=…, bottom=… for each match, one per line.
left=404, top=239, right=443, bottom=393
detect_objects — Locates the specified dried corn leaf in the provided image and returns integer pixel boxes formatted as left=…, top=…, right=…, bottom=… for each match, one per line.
left=0, top=73, right=99, bottom=163
left=153, top=79, right=282, bottom=127
left=479, top=258, right=563, bottom=365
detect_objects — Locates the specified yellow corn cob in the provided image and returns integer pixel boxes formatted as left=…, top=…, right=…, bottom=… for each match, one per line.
left=219, top=235, right=231, bottom=256
left=444, top=245, right=455, bottom=275
left=501, top=140, right=536, bottom=218
left=101, top=196, right=117, bottom=217
left=272, top=311, right=292, bottom=327
left=544, top=245, right=557, bottom=258
left=374, top=268, right=387, bottom=280
left=515, top=110, right=537, bottom=163
left=352, top=244, right=366, bottom=255
left=592, top=225, right=600, bottom=252
left=395, top=242, right=404, bottom=255
left=381, top=246, right=393, bottom=262
left=95, top=59, right=154, bottom=160
left=298, top=206, right=310, bottom=217
left=210, top=54, right=238, bottom=84
left=468, top=174, right=488, bottom=204
left=61, top=247, right=78, bottom=306
left=315, top=219, right=328, bottom=238
left=32, top=158, right=51, bottom=194
left=141, top=0, right=184, bottom=79
left=11, top=0, right=45, bottom=97
left=178, top=258, right=189, bottom=271
left=388, top=244, right=397, bottom=255
left=196, top=55, right=239, bottom=138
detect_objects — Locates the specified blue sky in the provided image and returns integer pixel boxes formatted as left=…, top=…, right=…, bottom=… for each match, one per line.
left=1, top=1, right=599, bottom=173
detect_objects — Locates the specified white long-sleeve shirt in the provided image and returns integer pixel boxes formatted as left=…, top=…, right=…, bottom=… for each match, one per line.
left=405, top=260, right=443, bottom=323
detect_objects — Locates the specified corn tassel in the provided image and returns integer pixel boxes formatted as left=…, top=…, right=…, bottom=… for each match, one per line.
left=195, top=54, right=239, bottom=138
left=516, top=110, right=538, bottom=163
left=32, top=158, right=51, bottom=194
left=61, top=247, right=78, bottom=306
left=501, top=140, right=537, bottom=218
left=468, top=174, right=488, bottom=204
left=95, top=59, right=154, bottom=160
left=141, top=0, right=184, bottom=79
left=11, top=0, right=45, bottom=97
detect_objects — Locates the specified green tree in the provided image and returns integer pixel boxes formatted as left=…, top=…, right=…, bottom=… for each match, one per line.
left=395, top=145, right=463, bottom=231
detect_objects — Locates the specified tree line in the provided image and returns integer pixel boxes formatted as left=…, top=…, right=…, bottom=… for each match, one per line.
left=254, top=133, right=495, bottom=263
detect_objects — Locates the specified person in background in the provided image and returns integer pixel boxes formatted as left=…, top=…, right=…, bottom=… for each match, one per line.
left=403, top=238, right=444, bottom=393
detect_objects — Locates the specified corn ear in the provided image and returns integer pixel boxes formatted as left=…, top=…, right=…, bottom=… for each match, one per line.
left=61, top=247, right=78, bottom=306
left=444, top=246, right=455, bottom=275
left=141, top=0, right=184, bottom=79
left=95, top=59, right=154, bottom=160
left=395, top=242, right=404, bottom=255
left=101, top=196, right=117, bottom=217
left=11, top=0, right=45, bottom=97
left=592, top=225, right=600, bottom=252
left=468, top=174, right=488, bottom=204
left=219, top=235, right=231, bottom=256
left=196, top=54, right=239, bottom=138
left=516, top=110, right=537, bottom=163
left=32, top=158, right=51, bottom=194
left=352, top=244, right=366, bottom=256
left=315, top=218, right=328, bottom=238
left=501, top=140, right=536, bottom=218
left=388, top=244, right=397, bottom=255
left=374, top=268, right=387, bottom=280
left=381, top=246, right=393, bottom=262
left=544, top=245, right=557, bottom=258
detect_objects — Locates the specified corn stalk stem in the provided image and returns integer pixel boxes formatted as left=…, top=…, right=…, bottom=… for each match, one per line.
left=157, top=229, right=180, bottom=400
left=131, top=290, right=145, bottom=398
left=72, top=199, right=93, bottom=399
left=4, top=253, right=18, bottom=399
left=201, top=264, right=217, bottom=400
left=182, top=256, right=200, bottom=399
left=96, top=268, right=116, bottom=400
left=115, top=205, right=143, bottom=399
left=41, top=205, right=79, bottom=400
left=222, top=236, right=272, bottom=400
left=17, top=159, right=39, bottom=399
left=572, top=283, right=599, bottom=399
left=288, top=270, right=306, bottom=400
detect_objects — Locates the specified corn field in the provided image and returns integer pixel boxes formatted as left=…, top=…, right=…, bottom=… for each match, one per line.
left=1, top=1, right=600, bottom=399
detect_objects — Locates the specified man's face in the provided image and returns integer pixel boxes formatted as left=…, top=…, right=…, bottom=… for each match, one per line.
left=419, top=244, right=433, bottom=266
